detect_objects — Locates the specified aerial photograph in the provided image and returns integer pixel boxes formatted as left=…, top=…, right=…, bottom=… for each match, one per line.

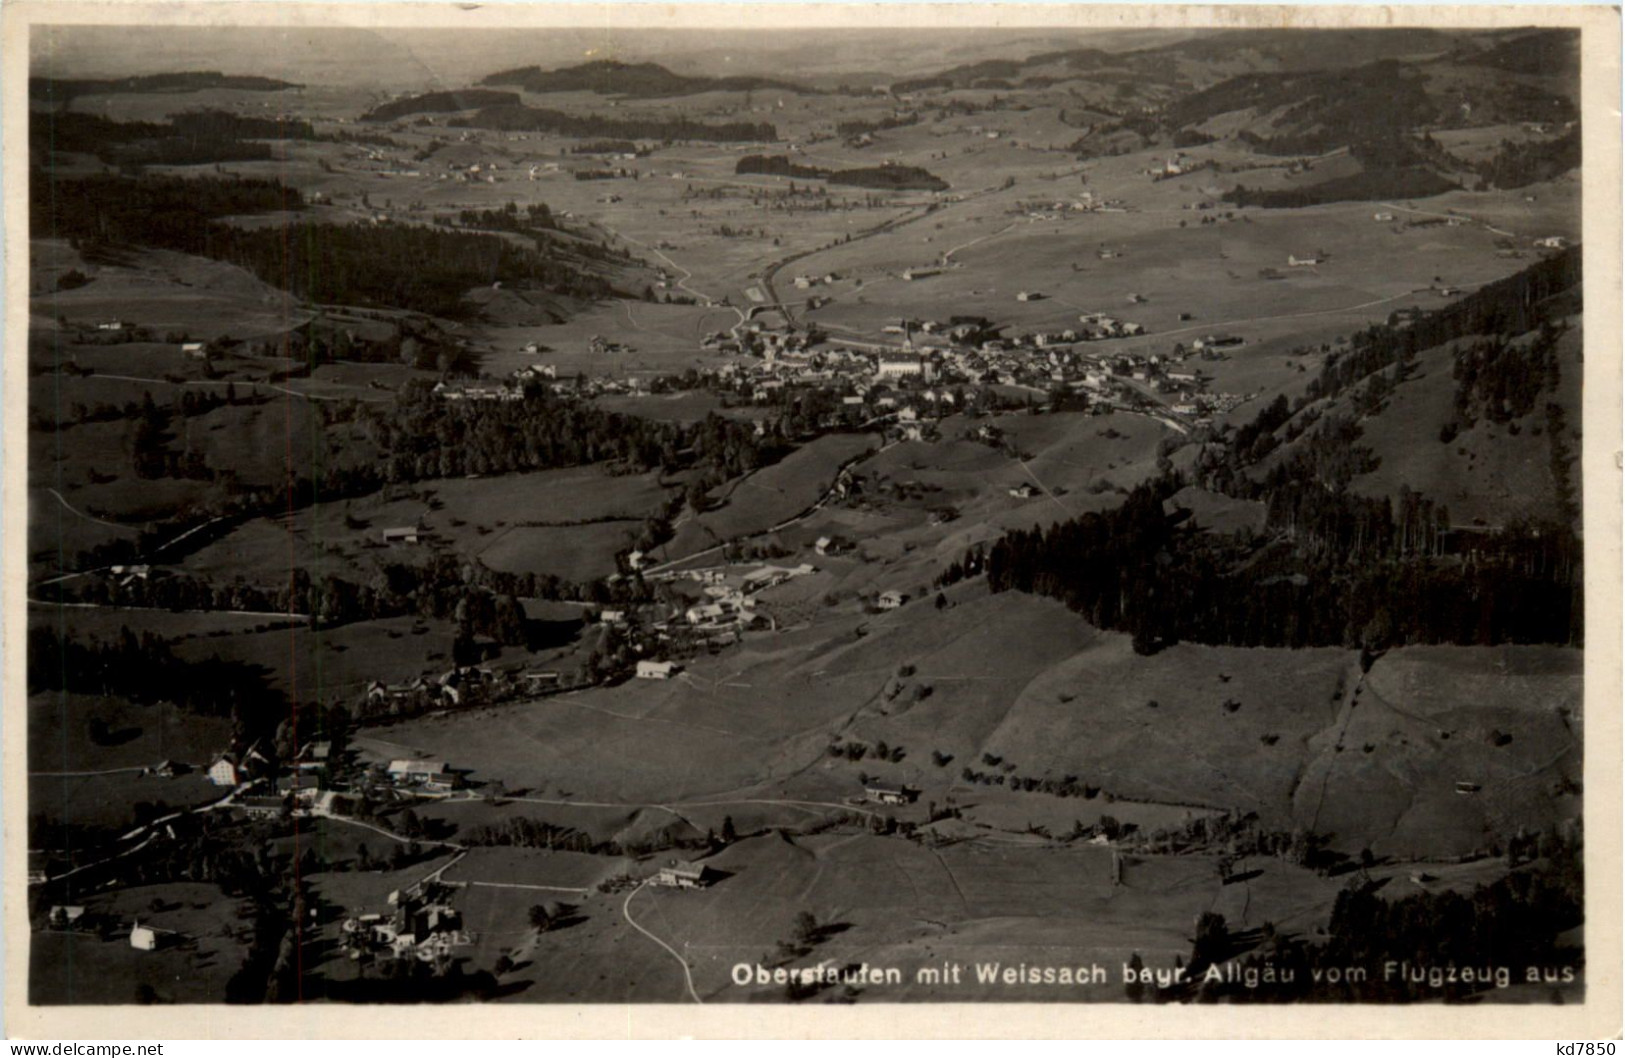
left=23, top=16, right=1589, bottom=1008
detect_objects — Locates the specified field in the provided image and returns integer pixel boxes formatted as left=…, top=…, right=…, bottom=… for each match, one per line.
left=29, top=692, right=234, bottom=773
left=29, top=770, right=221, bottom=831
left=659, top=431, right=880, bottom=562
left=361, top=587, right=1581, bottom=865
left=182, top=464, right=677, bottom=591
left=29, top=882, right=254, bottom=1005
left=169, top=615, right=460, bottom=702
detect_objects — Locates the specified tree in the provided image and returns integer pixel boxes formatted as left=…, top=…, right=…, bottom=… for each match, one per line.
left=528, top=904, right=553, bottom=932
left=1125, top=952, right=1146, bottom=1002
left=1191, top=911, right=1228, bottom=972
left=686, top=478, right=710, bottom=516
left=721, top=815, right=738, bottom=843
left=793, top=910, right=820, bottom=946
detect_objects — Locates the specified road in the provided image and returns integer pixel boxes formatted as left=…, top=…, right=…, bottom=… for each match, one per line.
left=28, top=765, right=151, bottom=778
left=77, top=372, right=390, bottom=404
left=622, top=880, right=704, bottom=1004
left=43, top=488, right=133, bottom=533
left=27, top=597, right=309, bottom=620
left=31, top=512, right=235, bottom=590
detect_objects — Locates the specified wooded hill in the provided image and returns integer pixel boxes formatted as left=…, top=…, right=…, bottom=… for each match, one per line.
left=29, top=70, right=299, bottom=104
left=32, top=171, right=621, bottom=316
left=481, top=60, right=811, bottom=99
left=735, top=155, right=949, bottom=191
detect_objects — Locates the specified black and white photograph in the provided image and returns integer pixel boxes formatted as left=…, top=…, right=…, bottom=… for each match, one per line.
left=8, top=1, right=1620, bottom=1036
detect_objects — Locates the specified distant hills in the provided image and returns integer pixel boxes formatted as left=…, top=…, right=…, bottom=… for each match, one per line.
left=891, top=27, right=1571, bottom=93
left=480, top=59, right=814, bottom=99
left=29, top=71, right=300, bottom=103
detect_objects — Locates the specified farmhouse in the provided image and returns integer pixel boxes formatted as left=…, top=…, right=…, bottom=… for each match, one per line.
left=1008, top=483, right=1038, bottom=499
left=1288, top=254, right=1322, bottom=267
left=815, top=535, right=846, bottom=556
left=654, top=860, right=712, bottom=889
left=206, top=756, right=237, bottom=787
left=180, top=342, right=206, bottom=360
left=865, top=782, right=914, bottom=806
left=129, top=922, right=160, bottom=951
left=901, top=267, right=940, bottom=281
left=1535, top=236, right=1569, bottom=250
left=381, top=527, right=420, bottom=545
left=387, top=760, right=455, bottom=787
left=236, top=794, right=288, bottom=818
left=877, top=590, right=908, bottom=610
left=636, top=660, right=679, bottom=680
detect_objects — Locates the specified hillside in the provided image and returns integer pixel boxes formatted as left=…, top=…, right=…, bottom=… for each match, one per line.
left=29, top=70, right=299, bottom=103
left=360, top=89, right=521, bottom=122
left=480, top=60, right=812, bottom=99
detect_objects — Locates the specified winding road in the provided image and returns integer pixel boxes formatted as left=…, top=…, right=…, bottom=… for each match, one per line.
left=622, top=879, right=704, bottom=1004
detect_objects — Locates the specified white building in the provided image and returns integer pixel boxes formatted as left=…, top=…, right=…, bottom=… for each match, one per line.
left=654, top=861, right=710, bottom=888
left=636, top=660, right=678, bottom=680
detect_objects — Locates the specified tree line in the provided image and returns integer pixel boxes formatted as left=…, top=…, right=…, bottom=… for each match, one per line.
left=31, top=171, right=617, bottom=317
left=27, top=624, right=287, bottom=739
left=362, top=386, right=787, bottom=485
left=452, top=103, right=776, bottom=144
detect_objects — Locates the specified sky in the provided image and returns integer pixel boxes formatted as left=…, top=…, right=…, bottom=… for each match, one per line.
left=29, top=24, right=1196, bottom=91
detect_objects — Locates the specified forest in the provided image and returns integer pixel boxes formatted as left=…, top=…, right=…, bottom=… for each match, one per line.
left=479, top=59, right=809, bottom=99
left=29, top=71, right=299, bottom=103
left=359, top=89, right=521, bottom=123
left=205, top=221, right=617, bottom=317
left=31, top=171, right=617, bottom=316
left=451, top=103, right=777, bottom=144
left=978, top=476, right=1579, bottom=653
left=27, top=625, right=287, bottom=739
left=31, top=171, right=302, bottom=254
left=31, top=108, right=391, bottom=167
left=1224, top=165, right=1458, bottom=209
left=1472, top=127, right=1581, bottom=191
left=734, top=155, right=949, bottom=191
left=365, top=385, right=788, bottom=484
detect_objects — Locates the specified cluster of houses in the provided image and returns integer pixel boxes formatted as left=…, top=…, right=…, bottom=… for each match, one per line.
left=196, top=738, right=354, bottom=821
left=363, top=666, right=503, bottom=715
left=341, top=880, right=470, bottom=963
left=431, top=380, right=524, bottom=403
